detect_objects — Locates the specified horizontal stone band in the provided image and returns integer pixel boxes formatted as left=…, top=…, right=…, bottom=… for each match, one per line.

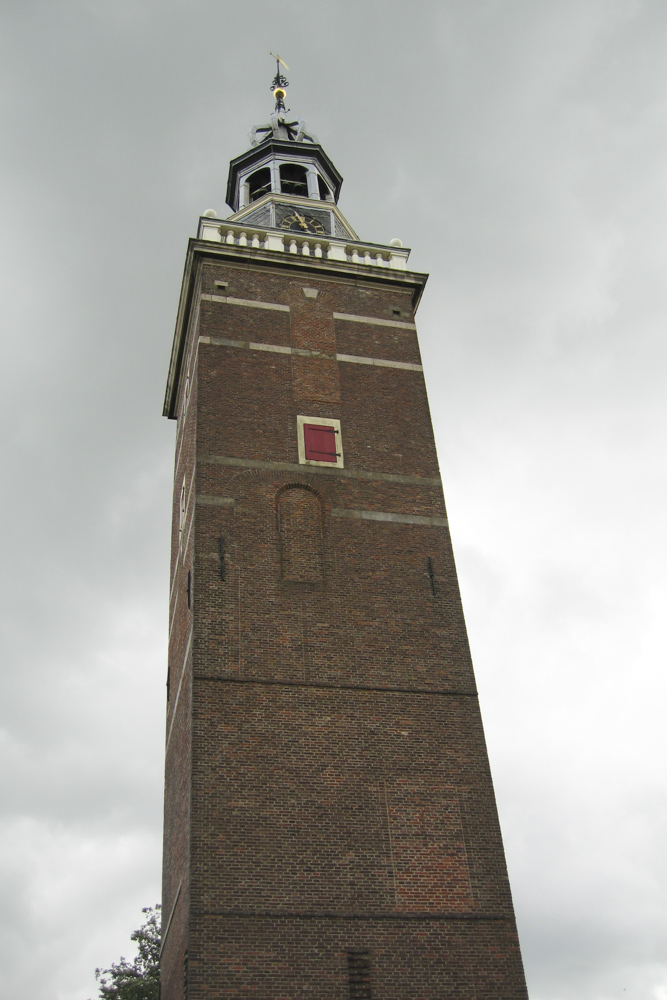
left=201, top=293, right=290, bottom=312
left=331, top=508, right=447, bottom=527
left=200, top=296, right=418, bottom=331
left=336, top=353, right=422, bottom=371
left=194, top=495, right=445, bottom=525
left=199, top=336, right=422, bottom=372
left=199, top=454, right=441, bottom=487
left=333, top=311, right=417, bottom=330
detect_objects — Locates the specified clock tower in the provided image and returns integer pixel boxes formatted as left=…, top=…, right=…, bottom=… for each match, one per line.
left=160, top=63, right=528, bottom=1000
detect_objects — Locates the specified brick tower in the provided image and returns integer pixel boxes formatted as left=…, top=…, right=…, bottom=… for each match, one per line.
left=161, top=63, right=528, bottom=1000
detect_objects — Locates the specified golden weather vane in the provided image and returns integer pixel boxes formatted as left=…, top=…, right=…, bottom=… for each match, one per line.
left=269, top=52, right=290, bottom=72
left=269, top=52, right=290, bottom=112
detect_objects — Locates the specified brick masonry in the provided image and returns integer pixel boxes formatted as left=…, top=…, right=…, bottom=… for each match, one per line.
left=161, top=243, right=529, bottom=999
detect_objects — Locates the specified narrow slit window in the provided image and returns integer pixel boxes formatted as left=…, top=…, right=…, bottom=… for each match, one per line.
left=178, top=479, right=186, bottom=549
left=183, top=358, right=191, bottom=413
left=219, top=535, right=226, bottom=582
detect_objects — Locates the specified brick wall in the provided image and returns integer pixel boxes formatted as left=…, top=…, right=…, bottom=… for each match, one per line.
left=161, top=248, right=528, bottom=999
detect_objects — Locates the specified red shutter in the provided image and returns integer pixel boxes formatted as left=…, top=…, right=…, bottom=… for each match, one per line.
left=304, top=423, right=338, bottom=462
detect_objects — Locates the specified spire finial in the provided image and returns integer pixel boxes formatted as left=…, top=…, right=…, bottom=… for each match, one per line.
left=248, top=56, right=319, bottom=146
left=269, top=52, right=290, bottom=113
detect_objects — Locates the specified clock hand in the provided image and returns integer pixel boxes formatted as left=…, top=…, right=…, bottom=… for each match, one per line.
left=293, top=211, right=310, bottom=231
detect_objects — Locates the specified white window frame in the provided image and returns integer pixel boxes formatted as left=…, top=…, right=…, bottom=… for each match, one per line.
left=297, top=415, right=344, bottom=469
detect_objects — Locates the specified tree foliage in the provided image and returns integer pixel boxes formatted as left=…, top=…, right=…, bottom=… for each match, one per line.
left=93, top=905, right=161, bottom=1000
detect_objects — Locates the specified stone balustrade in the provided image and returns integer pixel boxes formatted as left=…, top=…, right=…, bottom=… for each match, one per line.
left=197, top=217, right=409, bottom=271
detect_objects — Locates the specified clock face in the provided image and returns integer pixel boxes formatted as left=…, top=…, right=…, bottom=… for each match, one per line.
left=280, top=212, right=327, bottom=236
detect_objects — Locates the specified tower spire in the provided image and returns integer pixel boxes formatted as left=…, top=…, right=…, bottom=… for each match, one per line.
left=248, top=55, right=319, bottom=147
left=269, top=52, right=289, bottom=113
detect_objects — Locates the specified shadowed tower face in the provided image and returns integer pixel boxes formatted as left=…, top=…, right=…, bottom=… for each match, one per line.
left=161, top=63, right=528, bottom=1000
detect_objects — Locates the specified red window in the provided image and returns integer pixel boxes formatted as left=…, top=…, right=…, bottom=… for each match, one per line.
left=304, top=423, right=338, bottom=462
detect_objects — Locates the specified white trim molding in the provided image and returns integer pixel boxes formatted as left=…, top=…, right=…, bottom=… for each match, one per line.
left=331, top=508, right=448, bottom=527
left=333, top=312, right=417, bottom=330
left=198, top=335, right=422, bottom=372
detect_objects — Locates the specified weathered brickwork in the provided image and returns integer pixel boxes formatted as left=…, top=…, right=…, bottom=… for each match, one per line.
left=187, top=917, right=525, bottom=999
left=161, top=243, right=528, bottom=998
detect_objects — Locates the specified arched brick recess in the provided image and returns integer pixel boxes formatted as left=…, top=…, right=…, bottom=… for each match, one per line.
left=218, top=468, right=331, bottom=582
left=276, top=484, right=324, bottom=582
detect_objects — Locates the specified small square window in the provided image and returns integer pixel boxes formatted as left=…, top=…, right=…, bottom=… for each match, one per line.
left=297, top=415, right=344, bottom=468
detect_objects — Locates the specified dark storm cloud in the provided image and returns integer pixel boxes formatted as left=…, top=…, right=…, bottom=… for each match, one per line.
left=0, top=2, right=665, bottom=998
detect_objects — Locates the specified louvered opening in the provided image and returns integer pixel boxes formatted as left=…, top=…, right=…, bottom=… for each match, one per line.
left=347, top=950, right=371, bottom=1000
left=318, top=174, right=333, bottom=201
left=280, top=162, right=308, bottom=196
left=248, top=167, right=271, bottom=202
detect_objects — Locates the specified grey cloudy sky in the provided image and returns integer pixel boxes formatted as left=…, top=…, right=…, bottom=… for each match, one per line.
left=0, top=1, right=666, bottom=997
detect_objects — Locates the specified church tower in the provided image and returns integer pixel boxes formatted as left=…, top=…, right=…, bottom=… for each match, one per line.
left=161, top=61, right=528, bottom=1000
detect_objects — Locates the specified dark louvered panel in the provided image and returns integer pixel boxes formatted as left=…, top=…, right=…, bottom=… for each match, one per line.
left=347, top=950, right=371, bottom=1000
